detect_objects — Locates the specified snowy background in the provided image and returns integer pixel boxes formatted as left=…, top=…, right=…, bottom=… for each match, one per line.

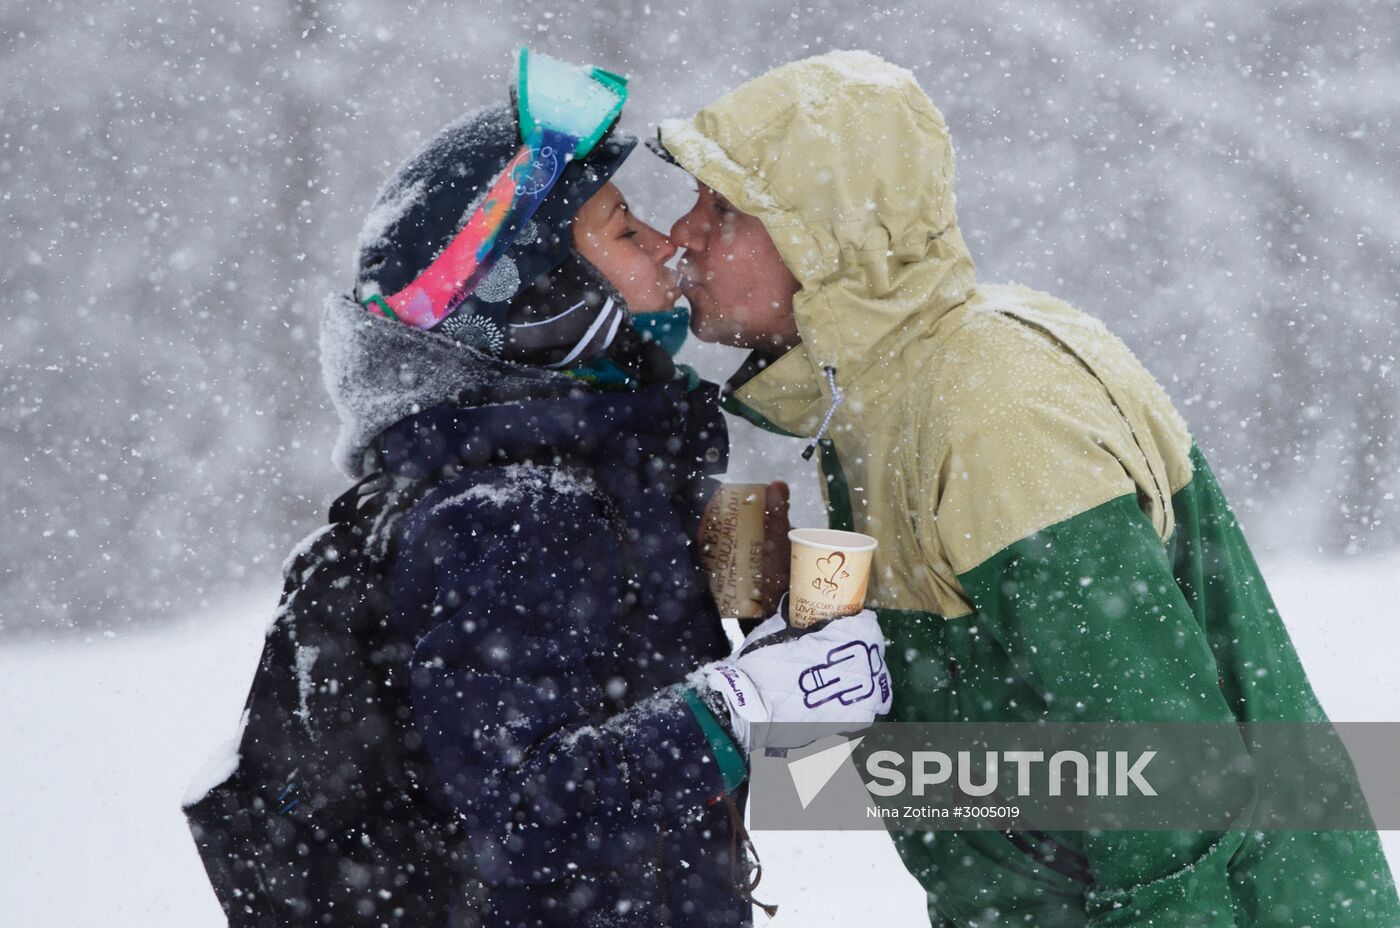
left=3, top=0, right=1399, bottom=923
left=3, top=557, right=1399, bottom=926
left=4, top=0, right=1398, bottom=636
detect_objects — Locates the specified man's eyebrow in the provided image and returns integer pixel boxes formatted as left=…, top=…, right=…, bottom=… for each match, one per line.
left=701, top=184, right=731, bottom=206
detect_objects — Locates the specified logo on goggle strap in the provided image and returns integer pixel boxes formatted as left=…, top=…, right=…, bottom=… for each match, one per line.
left=514, top=144, right=562, bottom=196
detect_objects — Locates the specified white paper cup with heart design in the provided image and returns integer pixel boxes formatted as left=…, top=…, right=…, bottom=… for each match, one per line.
left=787, top=528, right=878, bottom=628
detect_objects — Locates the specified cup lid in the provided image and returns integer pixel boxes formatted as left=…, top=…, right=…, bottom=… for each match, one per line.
left=788, top=527, right=878, bottom=552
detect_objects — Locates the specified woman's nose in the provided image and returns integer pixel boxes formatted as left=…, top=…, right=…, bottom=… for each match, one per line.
left=652, top=234, right=679, bottom=264
left=638, top=224, right=678, bottom=263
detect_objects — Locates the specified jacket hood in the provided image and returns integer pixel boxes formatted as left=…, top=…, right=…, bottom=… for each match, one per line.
left=320, top=292, right=574, bottom=478
left=656, top=50, right=977, bottom=424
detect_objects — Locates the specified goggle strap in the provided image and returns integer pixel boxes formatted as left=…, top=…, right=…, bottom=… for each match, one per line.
left=370, top=135, right=556, bottom=328
left=362, top=293, right=399, bottom=323
left=364, top=49, right=629, bottom=331
left=516, top=49, right=538, bottom=150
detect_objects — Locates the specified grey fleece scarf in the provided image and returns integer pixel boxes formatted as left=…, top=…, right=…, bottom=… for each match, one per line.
left=319, top=292, right=575, bottom=478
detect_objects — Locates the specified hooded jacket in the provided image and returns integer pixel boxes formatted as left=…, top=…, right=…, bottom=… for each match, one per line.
left=321, top=293, right=749, bottom=928
left=656, top=50, right=1400, bottom=926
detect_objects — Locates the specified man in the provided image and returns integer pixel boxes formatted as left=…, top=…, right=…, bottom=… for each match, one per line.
left=649, top=49, right=1400, bottom=926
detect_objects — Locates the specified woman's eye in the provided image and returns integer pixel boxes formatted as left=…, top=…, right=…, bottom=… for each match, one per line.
left=620, top=229, right=639, bottom=239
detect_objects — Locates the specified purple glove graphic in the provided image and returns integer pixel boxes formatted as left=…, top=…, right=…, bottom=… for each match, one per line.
left=800, top=640, right=888, bottom=708
left=696, top=607, right=893, bottom=753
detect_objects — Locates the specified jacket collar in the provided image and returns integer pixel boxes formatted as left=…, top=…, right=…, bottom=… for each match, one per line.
left=720, top=347, right=824, bottom=439
left=379, top=375, right=713, bottom=479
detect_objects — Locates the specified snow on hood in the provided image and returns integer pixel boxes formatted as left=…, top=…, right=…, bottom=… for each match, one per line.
left=319, top=292, right=573, bottom=478
left=656, top=49, right=977, bottom=382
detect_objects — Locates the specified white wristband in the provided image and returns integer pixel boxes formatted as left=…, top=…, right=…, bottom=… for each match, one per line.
left=699, top=662, right=767, bottom=752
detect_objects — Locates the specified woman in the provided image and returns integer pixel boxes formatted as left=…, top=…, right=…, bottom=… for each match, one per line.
left=320, top=54, right=888, bottom=927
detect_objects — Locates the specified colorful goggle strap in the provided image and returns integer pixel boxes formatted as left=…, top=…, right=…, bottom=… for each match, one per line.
left=364, top=126, right=569, bottom=330
left=362, top=48, right=629, bottom=332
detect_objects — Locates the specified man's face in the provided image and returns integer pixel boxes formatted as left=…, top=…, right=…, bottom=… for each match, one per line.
left=669, top=183, right=802, bottom=352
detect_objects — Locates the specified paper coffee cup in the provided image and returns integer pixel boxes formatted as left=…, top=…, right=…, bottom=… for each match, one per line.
left=787, top=528, right=878, bottom=627
left=699, top=483, right=768, bottom=619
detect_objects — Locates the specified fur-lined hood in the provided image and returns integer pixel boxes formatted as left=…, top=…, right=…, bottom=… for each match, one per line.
left=319, top=292, right=574, bottom=478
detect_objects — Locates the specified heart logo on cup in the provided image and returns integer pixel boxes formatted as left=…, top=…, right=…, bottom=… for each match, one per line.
left=814, top=551, right=850, bottom=599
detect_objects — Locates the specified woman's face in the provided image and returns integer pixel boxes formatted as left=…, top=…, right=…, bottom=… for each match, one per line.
left=571, top=182, right=681, bottom=314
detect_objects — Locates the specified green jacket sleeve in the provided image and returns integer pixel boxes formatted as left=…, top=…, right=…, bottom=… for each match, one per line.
left=958, top=492, right=1249, bottom=926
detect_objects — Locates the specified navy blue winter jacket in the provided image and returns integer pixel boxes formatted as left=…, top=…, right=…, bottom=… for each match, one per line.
left=377, top=368, right=748, bottom=928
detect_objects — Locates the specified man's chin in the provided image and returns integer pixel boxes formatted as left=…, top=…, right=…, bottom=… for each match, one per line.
left=685, top=297, right=755, bottom=348
left=686, top=319, right=744, bottom=348
left=683, top=301, right=714, bottom=340
left=687, top=314, right=732, bottom=347
left=626, top=291, right=680, bottom=315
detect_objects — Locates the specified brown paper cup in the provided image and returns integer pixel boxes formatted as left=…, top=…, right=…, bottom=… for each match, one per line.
left=698, top=483, right=768, bottom=619
left=788, top=528, right=878, bottom=627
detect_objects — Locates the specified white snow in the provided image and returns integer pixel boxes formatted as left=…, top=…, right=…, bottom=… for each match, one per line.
left=294, top=642, right=321, bottom=732
left=431, top=462, right=598, bottom=511
left=357, top=176, right=428, bottom=256
left=816, top=49, right=920, bottom=91
left=473, top=252, right=521, bottom=303
left=0, top=591, right=271, bottom=928
left=656, top=117, right=783, bottom=213
left=279, top=522, right=336, bottom=580
left=2, top=557, right=1398, bottom=927
left=179, top=708, right=248, bottom=809
left=523, top=51, right=625, bottom=141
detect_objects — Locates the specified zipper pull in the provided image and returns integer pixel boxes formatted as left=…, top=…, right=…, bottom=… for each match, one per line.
left=801, top=366, right=844, bottom=461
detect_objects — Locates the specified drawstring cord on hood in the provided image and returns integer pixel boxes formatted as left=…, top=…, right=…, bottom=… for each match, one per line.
left=801, top=366, right=844, bottom=460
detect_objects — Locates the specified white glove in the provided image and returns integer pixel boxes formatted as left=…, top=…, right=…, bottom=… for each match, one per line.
left=697, top=606, right=892, bottom=753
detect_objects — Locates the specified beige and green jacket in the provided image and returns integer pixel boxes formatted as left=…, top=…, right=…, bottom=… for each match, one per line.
left=658, top=50, right=1398, bottom=926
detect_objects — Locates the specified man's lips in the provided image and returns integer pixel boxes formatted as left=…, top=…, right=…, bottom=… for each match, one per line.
left=675, top=255, right=708, bottom=295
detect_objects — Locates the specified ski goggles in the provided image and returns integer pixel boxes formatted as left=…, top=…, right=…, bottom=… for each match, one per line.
left=362, top=48, right=628, bottom=330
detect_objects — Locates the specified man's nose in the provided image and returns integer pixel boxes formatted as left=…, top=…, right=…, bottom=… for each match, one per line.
left=669, top=206, right=704, bottom=251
